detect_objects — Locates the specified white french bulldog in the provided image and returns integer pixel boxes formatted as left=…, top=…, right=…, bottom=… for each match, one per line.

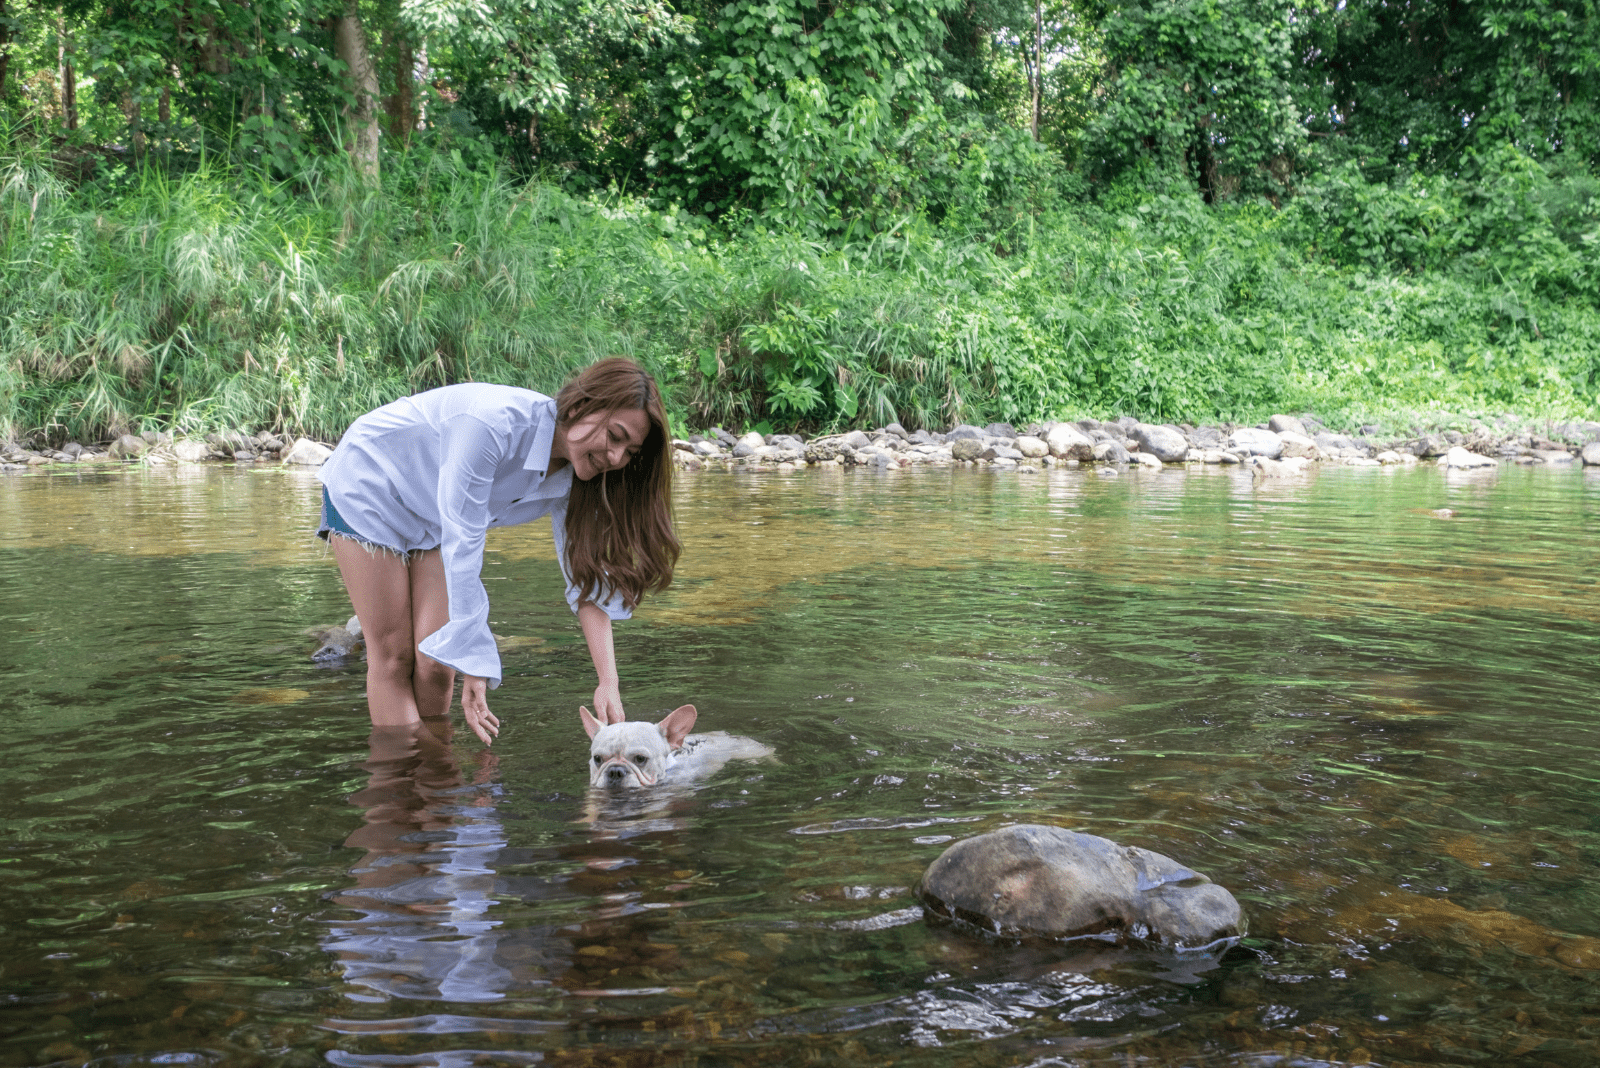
left=580, top=704, right=774, bottom=790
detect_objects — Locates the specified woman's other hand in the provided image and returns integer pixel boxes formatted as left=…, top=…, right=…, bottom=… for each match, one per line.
left=591, top=680, right=625, bottom=725
left=461, top=676, right=501, bottom=745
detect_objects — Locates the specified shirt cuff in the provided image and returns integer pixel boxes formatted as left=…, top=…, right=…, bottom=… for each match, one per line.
left=418, top=621, right=504, bottom=689
left=565, top=581, right=633, bottom=622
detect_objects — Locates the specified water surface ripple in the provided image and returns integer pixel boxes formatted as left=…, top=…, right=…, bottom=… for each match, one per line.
left=2, top=462, right=1598, bottom=1067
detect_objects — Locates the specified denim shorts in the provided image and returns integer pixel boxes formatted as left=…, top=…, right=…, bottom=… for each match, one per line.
left=317, top=487, right=409, bottom=558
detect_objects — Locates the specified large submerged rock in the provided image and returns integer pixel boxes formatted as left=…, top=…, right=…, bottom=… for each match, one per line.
left=918, top=824, right=1244, bottom=950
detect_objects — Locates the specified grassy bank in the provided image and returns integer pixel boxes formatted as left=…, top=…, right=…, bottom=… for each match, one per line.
left=3, top=153, right=1597, bottom=445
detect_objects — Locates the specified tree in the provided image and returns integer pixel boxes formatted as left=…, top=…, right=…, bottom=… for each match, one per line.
left=1085, top=0, right=1301, bottom=198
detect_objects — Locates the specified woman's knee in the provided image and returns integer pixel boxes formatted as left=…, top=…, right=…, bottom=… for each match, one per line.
left=412, top=651, right=455, bottom=690
left=366, top=638, right=417, bottom=680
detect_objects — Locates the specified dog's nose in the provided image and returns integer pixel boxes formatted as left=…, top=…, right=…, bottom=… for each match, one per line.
left=606, top=765, right=627, bottom=781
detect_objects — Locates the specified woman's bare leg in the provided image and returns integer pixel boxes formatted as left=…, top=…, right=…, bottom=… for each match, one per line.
left=407, top=549, right=456, bottom=719
left=332, top=536, right=422, bottom=728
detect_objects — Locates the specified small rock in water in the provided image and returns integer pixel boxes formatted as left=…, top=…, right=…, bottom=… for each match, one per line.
left=918, top=825, right=1244, bottom=950
left=1250, top=456, right=1308, bottom=479
left=310, top=623, right=364, bottom=662
left=1582, top=442, right=1600, bottom=466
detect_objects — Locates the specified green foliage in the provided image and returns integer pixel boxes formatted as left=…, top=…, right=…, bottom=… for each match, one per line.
left=651, top=0, right=957, bottom=227
left=1295, top=0, right=1600, bottom=176
left=1086, top=0, right=1301, bottom=197
left=5, top=150, right=1594, bottom=448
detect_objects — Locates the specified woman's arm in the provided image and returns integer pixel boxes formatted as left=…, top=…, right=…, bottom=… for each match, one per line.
left=577, top=602, right=624, bottom=724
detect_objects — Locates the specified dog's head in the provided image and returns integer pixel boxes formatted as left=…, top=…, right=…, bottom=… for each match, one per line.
left=581, top=705, right=697, bottom=789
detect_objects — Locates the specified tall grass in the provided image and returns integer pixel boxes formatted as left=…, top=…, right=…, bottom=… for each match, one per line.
left=2, top=149, right=1597, bottom=445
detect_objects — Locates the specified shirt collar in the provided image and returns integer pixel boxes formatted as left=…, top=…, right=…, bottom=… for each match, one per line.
left=524, top=398, right=559, bottom=472
left=523, top=398, right=574, bottom=499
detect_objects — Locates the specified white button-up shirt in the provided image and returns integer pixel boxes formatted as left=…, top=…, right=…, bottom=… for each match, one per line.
left=318, top=383, right=630, bottom=689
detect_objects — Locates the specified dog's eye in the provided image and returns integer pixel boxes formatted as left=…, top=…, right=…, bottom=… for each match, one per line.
left=593, top=755, right=604, bottom=765
left=633, top=755, right=649, bottom=765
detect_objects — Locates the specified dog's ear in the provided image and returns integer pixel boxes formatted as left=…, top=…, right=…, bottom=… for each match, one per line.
left=579, top=706, right=605, bottom=739
left=658, top=704, right=697, bottom=748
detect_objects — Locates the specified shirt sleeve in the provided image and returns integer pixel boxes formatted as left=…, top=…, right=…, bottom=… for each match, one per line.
left=550, top=495, right=633, bottom=622
left=417, top=414, right=507, bottom=689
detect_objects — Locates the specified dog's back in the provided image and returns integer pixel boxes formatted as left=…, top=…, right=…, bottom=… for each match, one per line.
left=668, top=731, right=776, bottom=781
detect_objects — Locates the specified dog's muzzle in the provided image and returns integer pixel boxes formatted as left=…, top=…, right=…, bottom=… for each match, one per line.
left=594, top=757, right=655, bottom=788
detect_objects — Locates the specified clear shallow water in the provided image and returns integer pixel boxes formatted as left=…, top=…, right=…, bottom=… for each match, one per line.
left=2, top=461, right=1599, bottom=1067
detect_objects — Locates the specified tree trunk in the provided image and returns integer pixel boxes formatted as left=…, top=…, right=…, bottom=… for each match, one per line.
left=59, top=19, right=79, bottom=131
left=416, top=41, right=428, bottom=128
left=1031, top=0, right=1042, bottom=141
left=0, top=0, right=11, bottom=98
left=333, top=0, right=381, bottom=182
left=383, top=26, right=416, bottom=144
left=124, top=89, right=146, bottom=153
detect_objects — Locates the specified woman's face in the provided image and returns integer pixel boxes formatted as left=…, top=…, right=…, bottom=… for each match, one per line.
left=559, top=407, right=651, bottom=481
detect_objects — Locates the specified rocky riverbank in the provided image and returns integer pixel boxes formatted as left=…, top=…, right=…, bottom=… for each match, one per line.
left=0, top=430, right=333, bottom=471
left=672, top=414, right=1600, bottom=473
left=5, top=414, right=1600, bottom=473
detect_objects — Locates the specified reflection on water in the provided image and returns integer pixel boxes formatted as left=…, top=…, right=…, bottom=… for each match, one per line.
left=2, top=462, right=1600, bottom=1067
left=325, top=723, right=571, bottom=1010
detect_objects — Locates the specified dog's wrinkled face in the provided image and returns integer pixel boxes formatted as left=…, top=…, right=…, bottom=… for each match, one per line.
left=581, top=705, right=697, bottom=789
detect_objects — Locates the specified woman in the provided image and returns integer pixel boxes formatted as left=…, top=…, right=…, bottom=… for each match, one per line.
left=317, top=358, right=680, bottom=745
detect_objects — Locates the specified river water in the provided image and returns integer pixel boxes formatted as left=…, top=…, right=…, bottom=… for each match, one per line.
left=2, top=460, right=1598, bottom=1067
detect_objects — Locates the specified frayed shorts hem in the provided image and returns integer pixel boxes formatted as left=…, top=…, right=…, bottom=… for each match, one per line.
left=317, top=487, right=414, bottom=561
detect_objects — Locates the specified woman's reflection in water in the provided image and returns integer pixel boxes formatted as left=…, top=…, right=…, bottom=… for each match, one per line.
left=324, top=719, right=570, bottom=1005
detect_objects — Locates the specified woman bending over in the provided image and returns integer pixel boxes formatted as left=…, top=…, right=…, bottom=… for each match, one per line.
left=316, top=357, right=679, bottom=744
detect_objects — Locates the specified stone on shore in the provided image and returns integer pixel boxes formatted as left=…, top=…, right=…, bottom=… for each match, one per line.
left=1130, top=423, right=1188, bottom=463
left=951, top=439, right=984, bottom=461
left=1276, top=431, right=1323, bottom=460
left=1092, top=440, right=1132, bottom=464
left=1583, top=442, right=1600, bottom=466
left=918, top=824, right=1244, bottom=950
left=109, top=434, right=148, bottom=460
left=1440, top=446, right=1496, bottom=469
left=1228, top=428, right=1283, bottom=458
left=1268, top=414, right=1308, bottom=436
left=172, top=439, right=210, bottom=463
left=282, top=438, right=334, bottom=465
left=1045, top=424, right=1094, bottom=460
left=1015, top=435, right=1049, bottom=459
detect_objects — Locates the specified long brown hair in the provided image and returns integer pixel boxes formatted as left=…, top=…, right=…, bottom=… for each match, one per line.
left=556, top=358, right=680, bottom=611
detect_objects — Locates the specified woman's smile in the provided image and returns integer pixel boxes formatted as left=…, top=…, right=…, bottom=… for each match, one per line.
left=559, top=408, right=650, bottom=480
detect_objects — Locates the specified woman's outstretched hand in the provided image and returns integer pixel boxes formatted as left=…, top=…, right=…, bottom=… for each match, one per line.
left=591, top=680, right=625, bottom=725
left=461, top=676, right=501, bottom=745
